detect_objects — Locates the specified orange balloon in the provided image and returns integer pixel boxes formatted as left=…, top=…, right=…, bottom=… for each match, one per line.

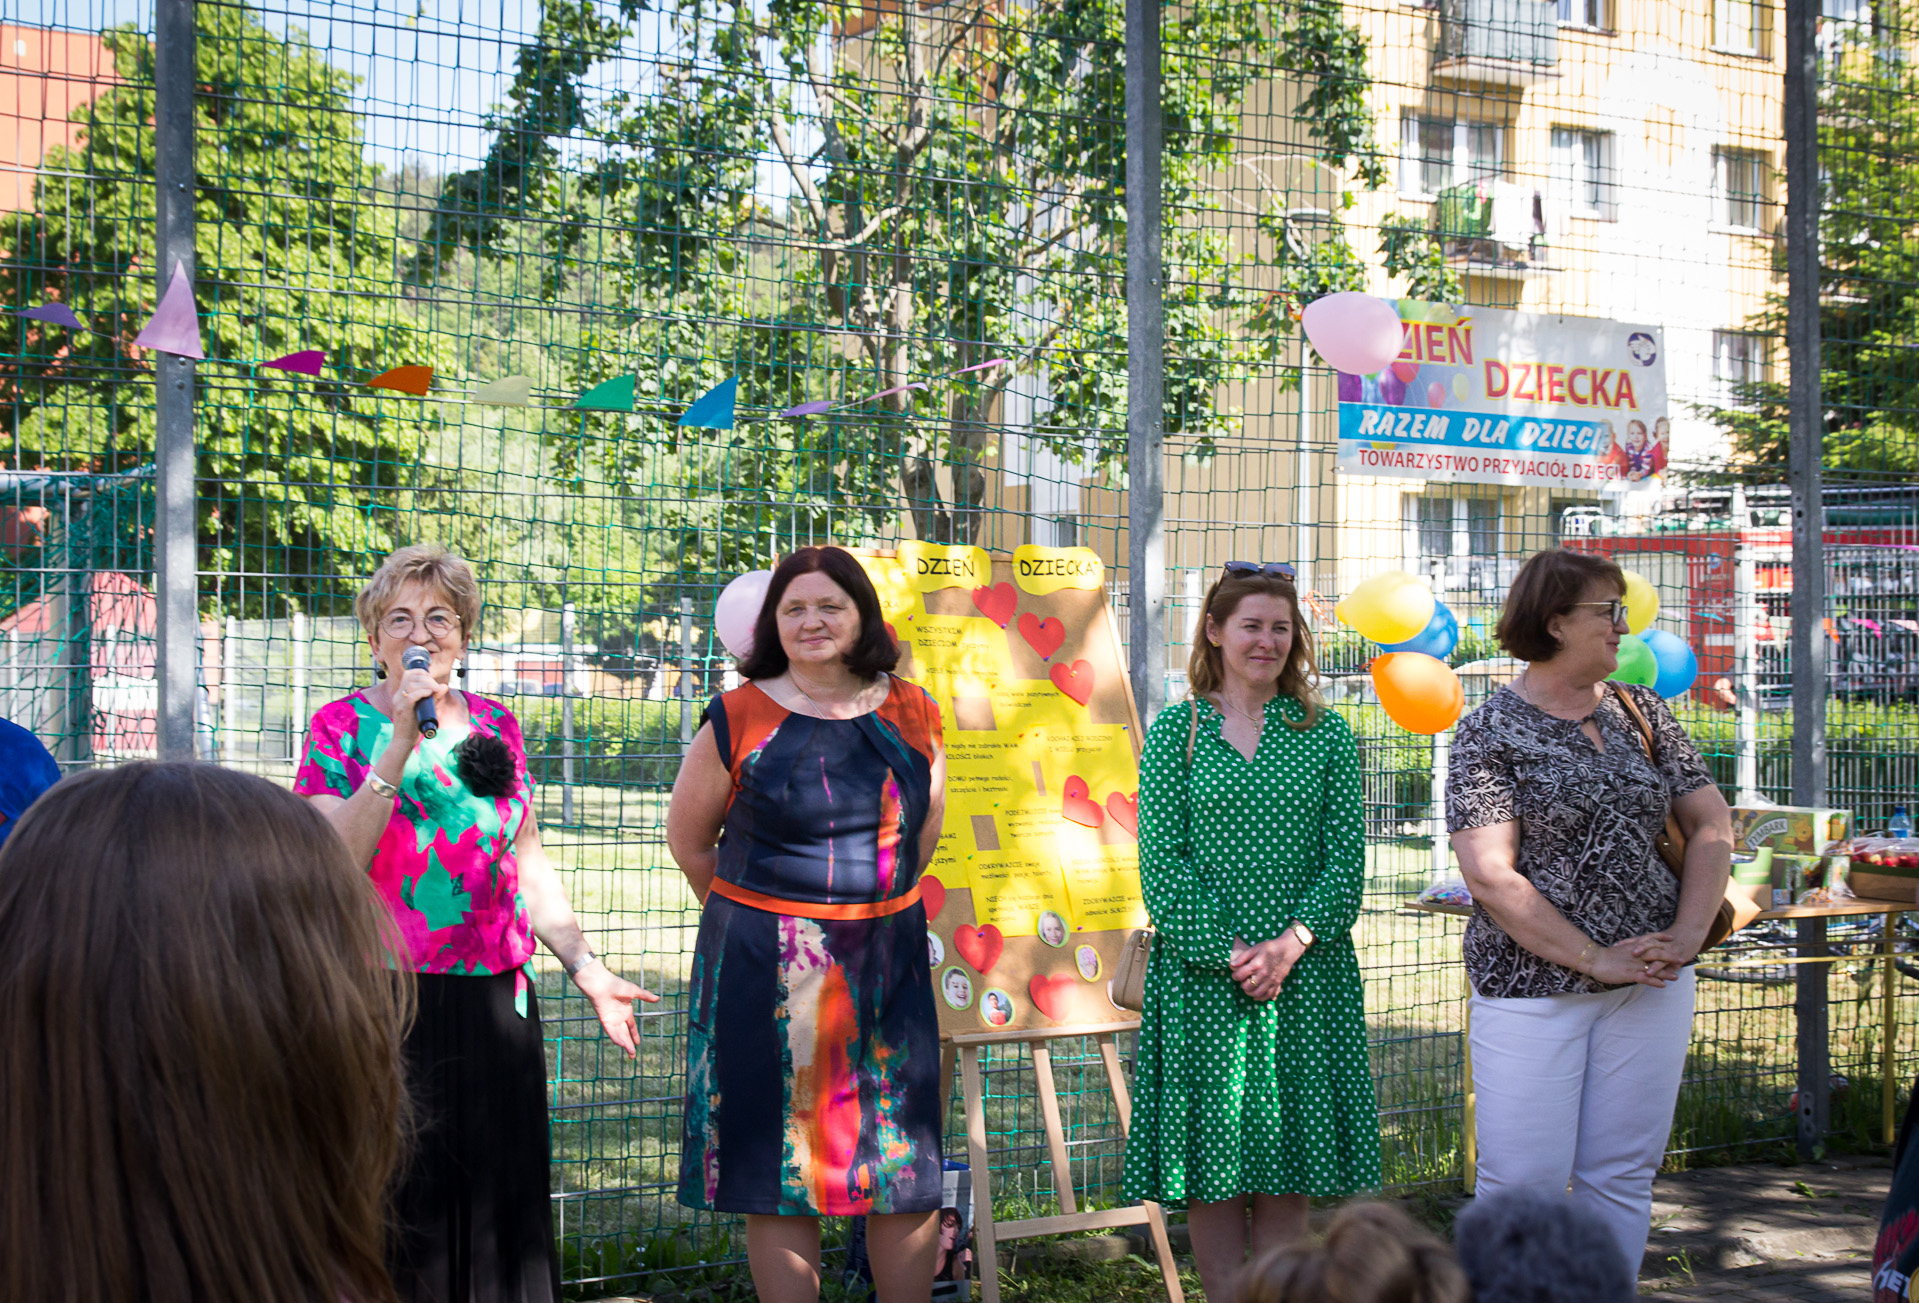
left=1371, top=652, right=1464, bottom=734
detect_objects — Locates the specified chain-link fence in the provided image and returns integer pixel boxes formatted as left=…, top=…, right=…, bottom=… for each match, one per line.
left=2, top=0, right=1915, bottom=1294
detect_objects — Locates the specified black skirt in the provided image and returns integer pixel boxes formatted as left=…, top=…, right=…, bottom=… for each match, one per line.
left=389, top=970, right=560, bottom=1303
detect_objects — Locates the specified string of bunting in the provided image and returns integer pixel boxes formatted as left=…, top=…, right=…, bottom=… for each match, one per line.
left=15, top=268, right=1012, bottom=432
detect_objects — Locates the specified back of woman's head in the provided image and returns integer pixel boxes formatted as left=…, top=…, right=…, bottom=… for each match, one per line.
left=1235, top=1202, right=1468, bottom=1303
left=0, top=762, right=411, bottom=1303
left=1453, top=1190, right=1636, bottom=1303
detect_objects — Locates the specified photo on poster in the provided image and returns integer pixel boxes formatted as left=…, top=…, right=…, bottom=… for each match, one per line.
left=1037, top=909, right=1068, bottom=947
left=940, top=967, right=974, bottom=1010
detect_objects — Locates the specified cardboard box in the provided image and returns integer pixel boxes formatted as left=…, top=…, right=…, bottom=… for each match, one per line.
left=1848, top=838, right=1919, bottom=903
left=1731, top=806, right=1851, bottom=857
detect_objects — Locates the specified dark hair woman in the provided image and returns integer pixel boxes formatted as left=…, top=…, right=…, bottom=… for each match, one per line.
left=667, top=546, right=946, bottom=1303
left=1121, top=563, right=1379, bottom=1302
left=297, top=543, right=657, bottom=1303
left=0, top=762, right=409, bottom=1303
left=1447, top=548, right=1732, bottom=1275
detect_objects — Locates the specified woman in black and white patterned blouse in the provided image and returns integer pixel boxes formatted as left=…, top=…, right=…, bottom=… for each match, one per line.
left=1446, top=548, right=1732, bottom=1275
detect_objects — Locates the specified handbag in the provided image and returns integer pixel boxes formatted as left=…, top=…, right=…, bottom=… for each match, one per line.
left=1605, top=682, right=1751, bottom=951
left=1110, top=700, right=1204, bottom=1013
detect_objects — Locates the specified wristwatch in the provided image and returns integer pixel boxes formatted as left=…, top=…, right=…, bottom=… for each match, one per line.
left=566, top=949, right=601, bottom=977
left=1288, top=921, right=1316, bottom=950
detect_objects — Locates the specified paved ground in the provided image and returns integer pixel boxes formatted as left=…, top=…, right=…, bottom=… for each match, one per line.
left=1638, top=1156, right=1888, bottom=1300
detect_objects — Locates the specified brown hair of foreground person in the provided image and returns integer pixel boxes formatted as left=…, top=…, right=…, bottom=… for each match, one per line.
left=1234, top=1202, right=1469, bottom=1303
left=0, top=762, right=413, bottom=1303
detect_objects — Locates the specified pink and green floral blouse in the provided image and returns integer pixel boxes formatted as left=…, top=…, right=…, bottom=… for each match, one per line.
left=295, top=691, right=537, bottom=976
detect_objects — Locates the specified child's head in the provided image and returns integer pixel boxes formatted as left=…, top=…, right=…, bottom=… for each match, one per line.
left=1234, top=1202, right=1467, bottom=1303
left=1627, top=419, right=1648, bottom=449
left=1453, top=1191, right=1636, bottom=1303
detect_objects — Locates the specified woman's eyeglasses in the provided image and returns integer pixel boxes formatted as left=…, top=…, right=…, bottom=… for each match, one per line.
left=1224, top=561, right=1297, bottom=580
left=381, top=611, right=460, bottom=638
left=1569, top=599, right=1629, bottom=625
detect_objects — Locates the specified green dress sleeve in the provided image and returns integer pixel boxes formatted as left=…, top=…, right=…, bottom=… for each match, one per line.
left=1290, top=711, right=1366, bottom=939
left=1137, top=700, right=1237, bottom=971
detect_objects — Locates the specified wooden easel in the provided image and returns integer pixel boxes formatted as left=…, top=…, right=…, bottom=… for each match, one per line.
left=941, top=1022, right=1185, bottom=1303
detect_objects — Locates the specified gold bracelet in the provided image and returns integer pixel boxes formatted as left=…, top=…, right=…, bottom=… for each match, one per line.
left=366, top=772, right=400, bottom=800
left=1575, top=939, right=1599, bottom=973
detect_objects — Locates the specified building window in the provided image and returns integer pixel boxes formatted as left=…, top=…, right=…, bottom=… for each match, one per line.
left=1714, top=0, right=1770, bottom=54
left=1557, top=0, right=1606, bottom=27
left=1400, top=115, right=1503, bottom=199
left=1714, top=330, right=1768, bottom=389
left=1714, top=149, right=1771, bottom=230
left=1551, top=128, right=1617, bottom=220
left=1405, top=495, right=1507, bottom=592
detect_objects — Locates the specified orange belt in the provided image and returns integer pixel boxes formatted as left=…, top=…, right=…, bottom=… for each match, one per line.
left=707, top=877, right=923, bottom=921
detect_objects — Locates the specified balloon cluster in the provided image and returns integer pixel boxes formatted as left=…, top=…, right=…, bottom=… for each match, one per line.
left=1604, top=571, right=1699, bottom=698
left=1336, top=572, right=1464, bottom=735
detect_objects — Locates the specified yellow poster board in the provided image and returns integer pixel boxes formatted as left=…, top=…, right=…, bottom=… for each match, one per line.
left=854, top=548, right=1147, bottom=1038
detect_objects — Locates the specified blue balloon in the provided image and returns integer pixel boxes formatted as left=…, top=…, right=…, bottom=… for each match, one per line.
left=1380, top=601, right=1460, bottom=659
left=1643, top=628, right=1699, bottom=698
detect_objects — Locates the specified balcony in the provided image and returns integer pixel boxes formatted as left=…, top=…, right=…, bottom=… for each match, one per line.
left=1435, top=0, right=1559, bottom=88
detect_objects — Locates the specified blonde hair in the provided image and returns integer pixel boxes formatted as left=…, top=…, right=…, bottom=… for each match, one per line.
left=1234, top=1202, right=1468, bottom=1303
left=1187, top=570, right=1321, bottom=730
left=353, top=544, right=481, bottom=640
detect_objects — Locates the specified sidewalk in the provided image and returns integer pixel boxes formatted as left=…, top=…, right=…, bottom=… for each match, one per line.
left=1639, top=1156, right=1888, bottom=1301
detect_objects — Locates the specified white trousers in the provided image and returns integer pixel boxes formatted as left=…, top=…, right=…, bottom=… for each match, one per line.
left=1469, top=968, right=1696, bottom=1275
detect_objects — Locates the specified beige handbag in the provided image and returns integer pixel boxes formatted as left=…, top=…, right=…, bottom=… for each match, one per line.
left=1110, top=702, right=1204, bottom=1013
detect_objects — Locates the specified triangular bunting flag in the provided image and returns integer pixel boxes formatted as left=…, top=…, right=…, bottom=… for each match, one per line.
left=780, top=400, right=834, bottom=418
left=264, top=350, right=326, bottom=375
left=18, top=302, right=83, bottom=331
left=679, top=376, right=737, bottom=429
left=474, top=375, right=534, bottom=406
left=132, top=265, right=204, bottom=359
left=368, top=366, right=433, bottom=396
left=573, top=375, right=637, bottom=411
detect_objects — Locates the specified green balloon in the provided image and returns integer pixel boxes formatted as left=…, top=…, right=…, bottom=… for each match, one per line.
left=1608, top=633, right=1658, bottom=686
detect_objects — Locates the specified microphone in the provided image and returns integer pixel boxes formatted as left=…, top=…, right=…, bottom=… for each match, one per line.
left=402, top=645, right=438, bottom=739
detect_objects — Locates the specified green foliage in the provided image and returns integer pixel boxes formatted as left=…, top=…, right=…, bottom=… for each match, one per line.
left=0, top=2, right=449, bottom=611
left=1378, top=213, right=1465, bottom=304
left=1696, top=9, right=1919, bottom=476
left=445, top=0, right=1393, bottom=552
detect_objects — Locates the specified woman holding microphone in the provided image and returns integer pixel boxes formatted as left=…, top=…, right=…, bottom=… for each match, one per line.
left=298, top=544, right=655, bottom=1303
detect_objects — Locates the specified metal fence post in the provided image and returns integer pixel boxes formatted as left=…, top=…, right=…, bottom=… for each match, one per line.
left=1784, top=0, right=1830, bottom=1160
left=153, top=0, right=197, bottom=762
left=561, top=601, right=575, bottom=825
left=1731, top=484, right=1760, bottom=805
left=679, top=596, right=694, bottom=747
left=1125, top=0, right=1165, bottom=726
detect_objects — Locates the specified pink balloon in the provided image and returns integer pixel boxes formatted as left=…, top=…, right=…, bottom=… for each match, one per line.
left=1301, top=293, right=1405, bottom=376
left=715, top=570, right=773, bottom=659
left=1427, top=381, right=1446, bottom=408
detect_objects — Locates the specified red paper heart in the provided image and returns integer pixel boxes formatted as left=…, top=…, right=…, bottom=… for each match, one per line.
left=1029, top=973, right=1078, bottom=1022
left=953, top=924, right=1004, bottom=974
left=1017, top=611, right=1066, bottom=660
left=1049, top=658, right=1095, bottom=706
left=920, top=873, right=947, bottom=920
left=1062, top=775, right=1105, bottom=828
left=1105, top=791, right=1138, bottom=838
left=971, top=583, right=1017, bottom=628
left=1391, top=359, right=1420, bottom=384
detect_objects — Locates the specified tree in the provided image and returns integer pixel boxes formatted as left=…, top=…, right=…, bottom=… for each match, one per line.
left=415, top=0, right=1394, bottom=550
left=0, top=2, right=449, bottom=612
left=1697, top=11, right=1919, bottom=478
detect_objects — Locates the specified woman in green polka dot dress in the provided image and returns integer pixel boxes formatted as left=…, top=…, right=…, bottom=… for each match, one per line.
left=1121, top=563, right=1380, bottom=1301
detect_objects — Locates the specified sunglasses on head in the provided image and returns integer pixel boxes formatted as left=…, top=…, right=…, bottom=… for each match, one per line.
left=1224, top=561, right=1297, bottom=580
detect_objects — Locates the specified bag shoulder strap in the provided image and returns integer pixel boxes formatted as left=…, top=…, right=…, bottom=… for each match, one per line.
left=1606, top=680, right=1659, bottom=763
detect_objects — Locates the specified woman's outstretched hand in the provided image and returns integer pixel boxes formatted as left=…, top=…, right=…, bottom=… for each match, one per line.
left=572, top=963, right=661, bottom=1059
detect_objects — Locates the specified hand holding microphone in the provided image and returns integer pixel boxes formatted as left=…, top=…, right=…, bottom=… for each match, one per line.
left=401, top=645, right=439, bottom=740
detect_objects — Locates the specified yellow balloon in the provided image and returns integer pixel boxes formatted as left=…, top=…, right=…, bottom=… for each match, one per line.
left=1621, top=569, right=1660, bottom=635
left=1452, top=373, right=1471, bottom=401
left=1336, top=571, right=1436, bottom=645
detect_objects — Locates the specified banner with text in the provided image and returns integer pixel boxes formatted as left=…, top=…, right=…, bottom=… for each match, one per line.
left=1334, top=300, right=1668, bottom=492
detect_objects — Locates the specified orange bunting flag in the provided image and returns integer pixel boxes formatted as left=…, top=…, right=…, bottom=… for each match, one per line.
left=368, top=365, right=433, bottom=396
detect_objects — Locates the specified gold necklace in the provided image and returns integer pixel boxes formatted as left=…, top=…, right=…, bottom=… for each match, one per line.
left=1217, top=692, right=1270, bottom=725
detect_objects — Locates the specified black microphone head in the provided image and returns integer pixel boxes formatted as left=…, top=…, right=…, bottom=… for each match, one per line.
left=402, top=645, right=432, bottom=672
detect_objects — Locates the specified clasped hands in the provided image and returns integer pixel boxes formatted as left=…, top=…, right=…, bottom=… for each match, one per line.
left=1229, top=931, right=1306, bottom=1003
left=1582, top=927, right=1705, bottom=988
